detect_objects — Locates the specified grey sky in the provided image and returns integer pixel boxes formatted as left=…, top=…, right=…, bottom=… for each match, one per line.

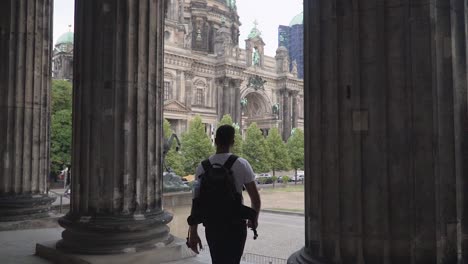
left=236, top=0, right=303, bottom=56
left=53, top=0, right=303, bottom=56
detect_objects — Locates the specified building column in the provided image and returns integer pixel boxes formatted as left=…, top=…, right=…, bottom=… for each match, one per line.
left=221, top=77, right=232, bottom=118
left=233, top=79, right=242, bottom=124
left=281, top=88, right=291, bottom=140
left=57, top=0, right=173, bottom=254
left=184, top=71, right=193, bottom=110
left=290, top=90, right=299, bottom=130
left=289, top=0, right=468, bottom=263
left=0, top=0, right=55, bottom=222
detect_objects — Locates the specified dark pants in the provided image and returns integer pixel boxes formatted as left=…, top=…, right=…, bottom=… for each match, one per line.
left=205, top=221, right=247, bottom=264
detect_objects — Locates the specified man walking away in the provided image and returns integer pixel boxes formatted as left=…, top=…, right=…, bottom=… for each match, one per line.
left=187, top=125, right=261, bottom=264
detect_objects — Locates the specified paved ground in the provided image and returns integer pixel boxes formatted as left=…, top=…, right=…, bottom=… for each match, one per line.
left=0, top=213, right=303, bottom=264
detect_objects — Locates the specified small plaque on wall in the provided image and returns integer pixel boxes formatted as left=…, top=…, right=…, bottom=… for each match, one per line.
left=352, top=110, right=369, bottom=132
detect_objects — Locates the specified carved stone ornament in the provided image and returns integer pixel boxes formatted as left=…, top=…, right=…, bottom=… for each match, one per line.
left=247, top=75, right=267, bottom=90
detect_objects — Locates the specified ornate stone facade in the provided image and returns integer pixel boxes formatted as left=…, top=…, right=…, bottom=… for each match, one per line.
left=50, top=0, right=304, bottom=139
left=163, top=0, right=304, bottom=139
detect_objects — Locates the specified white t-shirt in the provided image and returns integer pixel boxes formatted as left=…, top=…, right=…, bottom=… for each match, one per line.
left=192, top=153, right=256, bottom=198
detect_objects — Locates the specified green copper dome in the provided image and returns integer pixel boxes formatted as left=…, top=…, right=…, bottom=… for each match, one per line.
left=56, top=32, right=74, bottom=45
left=289, top=12, right=303, bottom=26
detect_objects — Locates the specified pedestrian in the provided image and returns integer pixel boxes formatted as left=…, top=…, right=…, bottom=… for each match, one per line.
left=64, top=165, right=71, bottom=195
left=186, top=125, right=261, bottom=264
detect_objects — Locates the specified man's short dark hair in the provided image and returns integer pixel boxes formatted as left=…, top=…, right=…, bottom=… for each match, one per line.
left=215, top=125, right=235, bottom=146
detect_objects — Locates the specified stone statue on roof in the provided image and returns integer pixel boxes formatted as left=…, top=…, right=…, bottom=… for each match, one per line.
left=291, top=60, right=298, bottom=77
left=253, top=47, right=260, bottom=66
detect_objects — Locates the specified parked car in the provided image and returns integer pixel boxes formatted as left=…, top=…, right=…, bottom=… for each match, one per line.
left=255, top=173, right=273, bottom=184
left=292, top=171, right=304, bottom=182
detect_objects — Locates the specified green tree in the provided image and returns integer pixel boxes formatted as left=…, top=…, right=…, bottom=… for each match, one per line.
left=181, top=116, right=214, bottom=174
left=266, top=128, right=290, bottom=179
left=50, top=109, right=72, bottom=174
left=287, top=128, right=305, bottom=183
left=243, top=123, right=271, bottom=173
left=50, top=80, right=73, bottom=174
left=163, top=119, right=185, bottom=176
left=218, top=114, right=243, bottom=155
left=51, top=80, right=72, bottom=115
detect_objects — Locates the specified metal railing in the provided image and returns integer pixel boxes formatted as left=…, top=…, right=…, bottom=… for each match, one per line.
left=241, top=253, right=287, bottom=264
left=201, top=245, right=287, bottom=264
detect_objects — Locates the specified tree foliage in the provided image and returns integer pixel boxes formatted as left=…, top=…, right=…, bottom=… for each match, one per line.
left=181, top=116, right=214, bottom=175
left=266, top=127, right=290, bottom=177
left=50, top=80, right=73, bottom=174
left=287, top=128, right=305, bottom=172
left=163, top=119, right=185, bottom=176
left=218, top=114, right=243, bottom=155
left=51, top=80, right=72, bottom=115
left=243, top=123, right=271, bottom=173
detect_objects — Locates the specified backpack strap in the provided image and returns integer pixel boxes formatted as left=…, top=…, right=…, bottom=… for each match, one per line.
left=201, top=159, right=211, bottom=174
left=223, top=155, right=239, bottom=170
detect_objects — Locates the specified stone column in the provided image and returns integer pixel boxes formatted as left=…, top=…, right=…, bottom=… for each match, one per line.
left=184, top=71, right=193, bottom=110
left=175, top=70, right=182, bottom=101
left=222, top=77, right=231, bottom=118
left=233, top=79, right=242, bottom=124
left=281, top=88, right=291, bottom=140
left=290, top=90, right=299, bottom=130
left=289, top=0, right=468, bottom=263
left=0, top=0, right=55, bottom=222
left=57, top=0, right=173, bottom=254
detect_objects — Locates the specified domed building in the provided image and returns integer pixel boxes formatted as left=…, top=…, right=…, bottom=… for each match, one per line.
left=278, top=11, right=304, bottom=79
left=52, top=31, right=74, bottom=80
left=164, top=0, right=303, bottom=139
left=51, top=0, right=304, bottom=139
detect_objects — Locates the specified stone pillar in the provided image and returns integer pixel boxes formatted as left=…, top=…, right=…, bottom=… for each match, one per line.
left=290, top=90, right=299, bottom=130
left=0, top=0, right=55, bottom=221
left=175, top=70, right=182, bottom=101
left=281, top=88, right=291, bottom=140
left=233, top=79, right=242, bottom=124
left=57, top=0, right=173, bottom=254
left=222, top=77, right=231, bottom=118
left=184, top=71, right=193, bottom=110
left=289, top=0, right=468, bottom=263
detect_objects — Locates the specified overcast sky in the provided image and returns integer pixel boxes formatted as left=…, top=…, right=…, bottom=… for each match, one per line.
left=53, top=0, right=303, bottom=56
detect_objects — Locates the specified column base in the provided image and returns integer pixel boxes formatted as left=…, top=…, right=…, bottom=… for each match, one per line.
left=287, top=247, right=330, bottom=264
left=57, top=210, right=174, bottom=254
left=37, top=236, right=196, bottom=264
left=0, top=194, right=56, bottom=222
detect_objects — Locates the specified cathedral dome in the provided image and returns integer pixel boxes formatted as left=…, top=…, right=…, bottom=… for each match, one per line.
left=56, top=32, right=74, bottom=45
left=289, top=12, right=303, bottom=26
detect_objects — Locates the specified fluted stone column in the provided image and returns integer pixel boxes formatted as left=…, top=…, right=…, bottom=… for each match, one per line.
left=57, top=0, right=173, bottom=254
left=0, top=0, right=55, bottom=222
left=289, top=0, right=468, bottom=263
left=281, top=88, right=292, bottom=140
left=233, top=79, right=242, bottom=124
left=184, top=71, right=193, bottom=110
left=291, top=90, right=299, bottom=129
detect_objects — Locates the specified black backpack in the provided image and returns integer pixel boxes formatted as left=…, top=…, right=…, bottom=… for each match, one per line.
left=197, top=155, right=241, bottom=224
left=187, top=155, right=258, bottom=238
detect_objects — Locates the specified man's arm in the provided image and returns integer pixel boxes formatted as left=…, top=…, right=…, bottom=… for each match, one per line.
left=245, top=181, right=261, bottom=228
left=187, top=164, right=204, bottom=254
left=187, top=224, right=202, bottom=254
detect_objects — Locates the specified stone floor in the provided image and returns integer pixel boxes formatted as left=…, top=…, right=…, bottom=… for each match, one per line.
left=0, top=212, right=303, bottom=264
